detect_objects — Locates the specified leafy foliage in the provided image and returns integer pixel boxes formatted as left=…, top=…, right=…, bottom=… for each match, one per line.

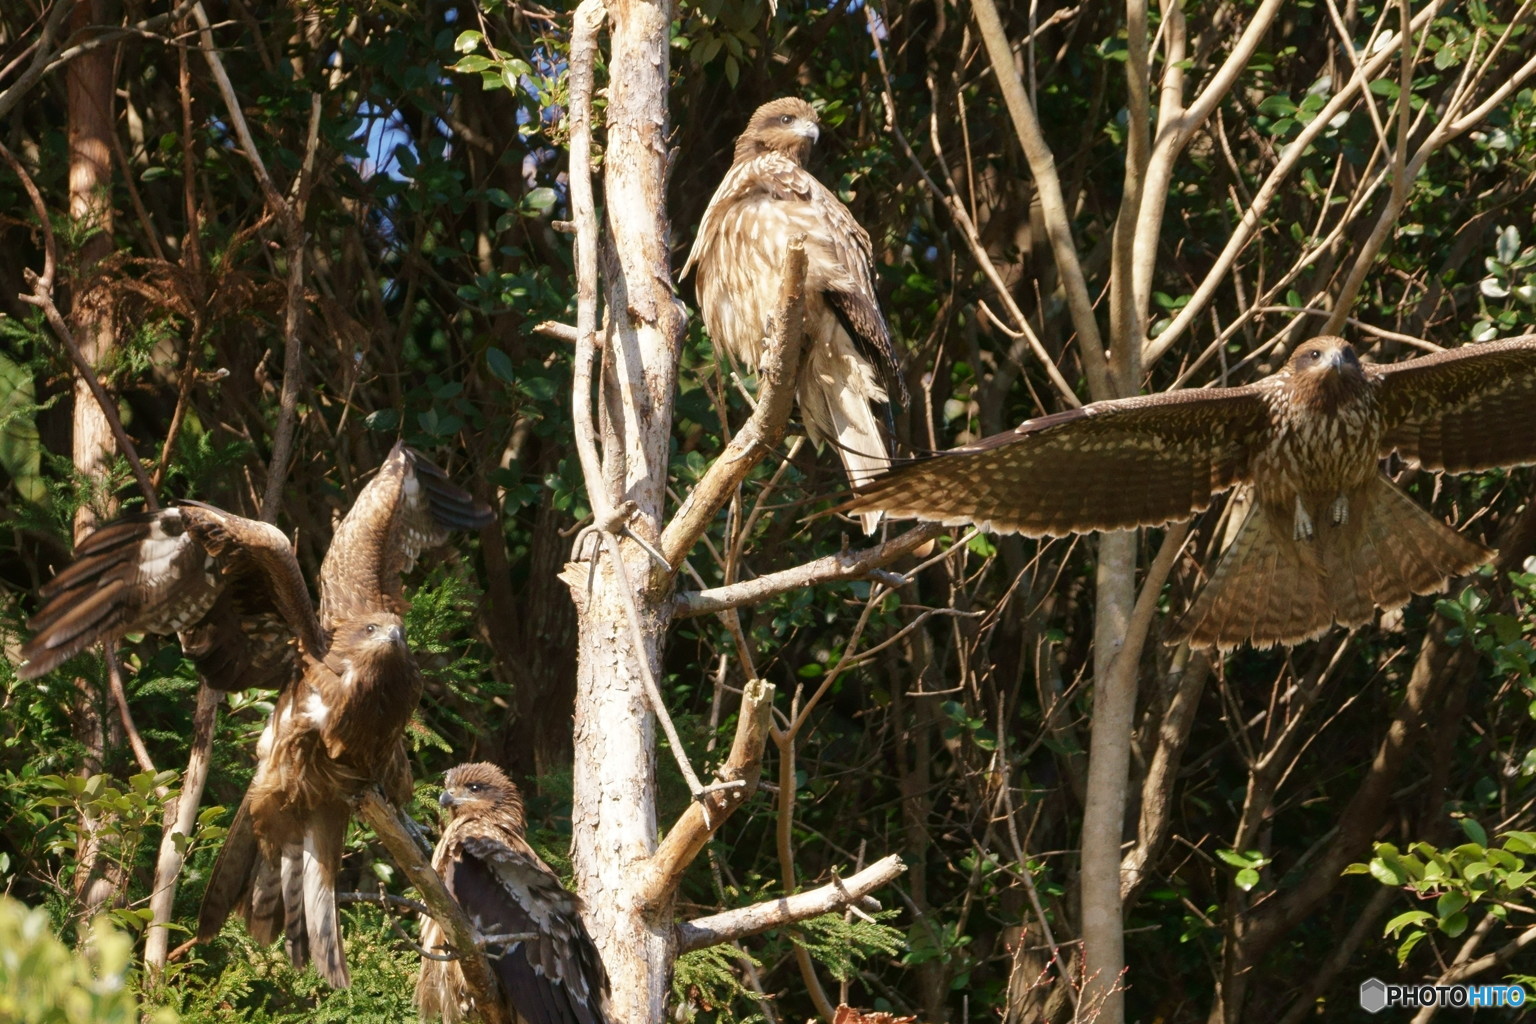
left=0, top=895, right=177, bottom=1024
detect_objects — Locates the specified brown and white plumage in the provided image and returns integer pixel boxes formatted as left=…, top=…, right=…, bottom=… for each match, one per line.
left=21, top=446, right=491, bottom=986
left=17, top=501, right=319, bottom=690
left=682, top=97, right=906, bottom=533
left=139, top=444, right=495, bottom=987
left=416, top=763, right=610, bottom=1024
left=846, top=335, right=1536, bottom=649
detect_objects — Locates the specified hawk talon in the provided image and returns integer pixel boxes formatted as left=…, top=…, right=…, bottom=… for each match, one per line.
left=1329, top=494, right=1349, bottom=527
left=1293, top=498, right=1315, bottom=541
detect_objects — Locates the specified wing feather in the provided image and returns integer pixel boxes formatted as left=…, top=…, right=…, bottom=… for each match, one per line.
left=317, top=445, right=494, bottom=631
left=443, top=835, right=610, bottom=1024
left=845, top=386, right=1270, bottom=536
left=18, top=503, right=318, bottom=688
left=1375, top=334, right=1536, bottom=473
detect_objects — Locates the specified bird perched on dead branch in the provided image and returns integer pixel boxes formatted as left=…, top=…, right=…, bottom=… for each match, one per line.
left=416, top=762, right=610, bottom=1024
left=682, top=97, right=906, bottom=533
left=17, top=443, right=492, bottom=986
left=846, top=335, right=1536, bottom=649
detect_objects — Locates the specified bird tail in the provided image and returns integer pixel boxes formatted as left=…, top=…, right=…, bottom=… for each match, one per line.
left=799, top=331, right=892, bottom=535
left=1175, top=478, right=1491, bottom=650
left=1321, top=476, right=1491, bottom=624
left=1175, top=501, right=1331, bottom=650
left=279, top=804, right=350, bottom=987
left=198, top=793, right=258, bottom=944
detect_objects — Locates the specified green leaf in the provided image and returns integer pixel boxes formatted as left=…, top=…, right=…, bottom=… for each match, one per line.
left=486, top=347, right=515, bottom=383
left=1384, top=910, right=1433, bottom=936
left=1440, top=910, right=1469, bottom=937
left=1459, top=817, right=1490, bottom=847
left=450, top=54, right=495, bottom=75
left=1235, top=868, right=1260, bottom=891
left=1497, top=224, right=1522, bottom=263
left=524, top=187, right=558, bottom=213
left=1436, top=891, right=1469, bottom=918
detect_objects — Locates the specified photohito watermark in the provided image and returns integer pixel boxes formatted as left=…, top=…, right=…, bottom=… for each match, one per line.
left=1359, top=978, right=1529, bottom=1013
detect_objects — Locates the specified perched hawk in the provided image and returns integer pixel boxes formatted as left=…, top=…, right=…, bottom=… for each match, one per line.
left=17, top=443, right=492, bottom=986
left=416, top=762, right=610, bottom=1024
left=845, top=335, right=1536, bottom=649
left=682, top=97, right=906, bottom=533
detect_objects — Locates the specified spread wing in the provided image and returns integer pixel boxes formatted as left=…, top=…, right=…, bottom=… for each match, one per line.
left=446, top=835, right=610, bottom=1024
left=316, top=444, right=494, bottom=632
left=1375, top=334, right=1536, bottom=473
left=18, top=502, right=319, bottom=689
left=844, top=386, right=1272, bottom=536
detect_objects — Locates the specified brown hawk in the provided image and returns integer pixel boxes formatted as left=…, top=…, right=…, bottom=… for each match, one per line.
left=845, top=335, right=1536, bottom=650
left=18, top=443, right=493, bottom=986
left=682, top=97, right=906, bottom=533
left=416, top=762, right=611, bottom=1024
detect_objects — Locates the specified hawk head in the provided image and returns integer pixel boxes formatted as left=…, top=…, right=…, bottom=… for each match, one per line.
left=330, top=611, right=408, bottom=665
left=1283, top=335, right=1369, bottom=412
left=734, top=97, right=820, bottom=165
left=439, top=761, right=526, bottom=826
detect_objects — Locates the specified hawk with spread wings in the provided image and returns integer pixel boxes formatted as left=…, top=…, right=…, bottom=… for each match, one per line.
left=682, top=97, right=906, bottom=533
left=416, top=762, right=610, bottom=1024
left=846, top=335, right=1536, bottom=650
left=19, top=444, right=493, bottom=986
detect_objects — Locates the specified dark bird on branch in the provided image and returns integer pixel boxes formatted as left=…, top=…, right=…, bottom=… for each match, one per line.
left=416, top=762, right=611, bottom=1024
left=845, top=335, right=1536, bottom=650
left=682, top=97, right=906, bottom=534
left=17, top=443, right=492, bottom=987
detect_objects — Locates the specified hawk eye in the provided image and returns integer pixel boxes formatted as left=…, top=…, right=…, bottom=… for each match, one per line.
left=365, top=624, right=376, bottom=634
left=467, top=783, right=483, bottom=792
left=780, top=114, right=794, bottom=125
left=1308, top=349, right=1322, bottom=359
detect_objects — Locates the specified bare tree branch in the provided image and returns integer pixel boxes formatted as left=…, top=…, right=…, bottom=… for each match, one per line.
left=672, top=523, right=944, bottom=618
left=675, top=854, right=907, bottom=954
left=639, top=678, right=775, bottom=911
left=659, top=237, right=810, bottom=571
left=355, top=788, right=511, bottom=1024
left=969, top=0, right=1109, bottom=401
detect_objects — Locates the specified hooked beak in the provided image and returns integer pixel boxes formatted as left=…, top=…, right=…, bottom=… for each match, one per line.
left=1320, top=345, right=1360, bottom=372
left=386, top=624, right=406, bottom=647
left=439, top=790, right=458, bottom=809
left=797, top=121, right=820, bottom=142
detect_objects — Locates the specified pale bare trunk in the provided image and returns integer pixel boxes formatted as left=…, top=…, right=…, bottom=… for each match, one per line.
left=567, top=1, right=687, bottom=1020
left=66, top=0, right=124, bottom=927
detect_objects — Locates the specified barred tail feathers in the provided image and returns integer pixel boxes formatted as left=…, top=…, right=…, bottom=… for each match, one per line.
left=1323, top=476, right=1491, bottom=622
left=1175, top=504, right=1332, bottom=650
left=1176, top=479, right=1493, bottom=650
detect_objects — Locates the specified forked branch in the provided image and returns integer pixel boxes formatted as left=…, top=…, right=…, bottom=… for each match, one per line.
left=638, top=678, right=776, bottom=911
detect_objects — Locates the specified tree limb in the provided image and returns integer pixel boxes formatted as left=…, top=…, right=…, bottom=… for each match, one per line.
left=638, top=678, right=776, bottom=911
left=675, top=854, right=907, bottom=954
left=969, top=0, right=1109, bottom=401
left=2, top=141, right=159, bottom=511
left=659, top=237, right=810, bottom=572
left=355, top=788, right=511, bottom=1024
left=672, top=523, right=943, bottom=618
left=567, top=0, right=609, bottom=520
left=190, top=1, right=312, bottom=522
